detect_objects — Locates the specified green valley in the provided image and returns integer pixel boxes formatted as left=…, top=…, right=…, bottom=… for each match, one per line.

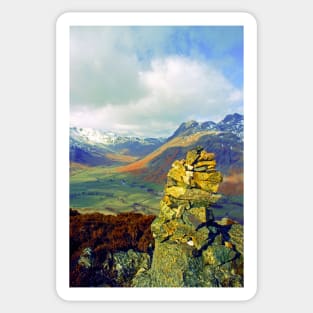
left=70, top=165, right=243, bottom=222
left=70, top=167, right=163, bottom=215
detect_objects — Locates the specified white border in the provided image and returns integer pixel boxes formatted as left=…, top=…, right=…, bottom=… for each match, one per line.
left=56, top=12, right=257, bottom=301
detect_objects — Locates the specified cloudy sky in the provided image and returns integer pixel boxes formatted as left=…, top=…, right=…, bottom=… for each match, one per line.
left=70, top=26, right=243, bottom=137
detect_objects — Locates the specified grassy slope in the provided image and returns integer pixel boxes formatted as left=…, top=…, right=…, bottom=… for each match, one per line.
left=70, top=166, right=163, bottom=215
left=104, top=153, right=138, bottom=163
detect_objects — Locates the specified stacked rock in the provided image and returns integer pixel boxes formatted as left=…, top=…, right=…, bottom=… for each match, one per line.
left=133, top=147, right=243, bottom=287
left=151, top=146, right=223, bottom=250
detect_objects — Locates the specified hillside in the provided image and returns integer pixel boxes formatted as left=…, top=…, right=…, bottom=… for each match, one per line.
left=116, top=114, right=243, bottom=186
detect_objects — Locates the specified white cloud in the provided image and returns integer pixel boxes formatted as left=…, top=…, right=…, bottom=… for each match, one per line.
left=70, top=27, right=148, bottom=106
left=71, top=56, right=242, bottom=137
left=227, top=90, right=243, bottom=102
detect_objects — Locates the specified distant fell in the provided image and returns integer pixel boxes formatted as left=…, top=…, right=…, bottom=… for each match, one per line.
left=167, top=113, right=243, bottom=142
left=117, top=113, right=243, bottom=180
left=70, top=127, right=165, bottom=166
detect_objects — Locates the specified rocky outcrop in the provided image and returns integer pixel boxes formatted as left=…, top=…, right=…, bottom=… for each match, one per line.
left=109, top=249, right=151, bottom=286
left=74, top=247, right=151, bottom=287
left=70, top=211, right=155, bottom=287
left=133, top=147, right=243, bottom=287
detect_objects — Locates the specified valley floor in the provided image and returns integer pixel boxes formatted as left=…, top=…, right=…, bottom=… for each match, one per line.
left=70, top=166, right=243, bottom=223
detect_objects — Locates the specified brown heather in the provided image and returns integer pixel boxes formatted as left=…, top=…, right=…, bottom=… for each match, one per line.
left=70, top=210, right=155, bottom=286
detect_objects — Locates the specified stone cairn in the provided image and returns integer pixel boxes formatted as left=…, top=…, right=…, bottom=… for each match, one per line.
left=133, top=146, right=243, bottom=287
left=151, top=146, right=222, bottom=248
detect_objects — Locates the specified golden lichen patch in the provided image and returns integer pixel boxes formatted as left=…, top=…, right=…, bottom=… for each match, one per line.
left=194, top=160, right=216, bottom=169
left=216, top=217, right=237, bottom=226
left=165, top=186, right=186, bottom=198
left=167, top=167, right=185, bottom=183
left=198, top=150, right=215, bottom=161
left=224, top=241, right=233, bottom=249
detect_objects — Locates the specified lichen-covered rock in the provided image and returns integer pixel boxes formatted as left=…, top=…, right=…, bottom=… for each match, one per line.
left=194, top=160, right=217, bottom=169
left=194, top=171, right=223, bottom=193
left=165, top=186, right=186, bottom=198
left=183, top=207, right=208, bottom=228
left=186, top=149, right=200, bottom=165
left=133, top=148, right=243, bottom=287
left=78, top=247, right=94, bottom=268
left=198, top=150, right=215, bottom=161
left=228, top=223, right=244, bottom=255
left=133, top=241, right=199, bottom=287
left=159, top=200, right=176, bottom=221
left=202, top=245, right=237, bottom=266
left=112, top=249, right=151, bottom=286
left=134, top=224, right=243, bottom=287
left=167, top=167, right=185, bottom=184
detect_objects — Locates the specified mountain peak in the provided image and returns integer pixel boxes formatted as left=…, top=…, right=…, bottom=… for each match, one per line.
left=220, top=113, right=243, bottom=124
left=167, top=120, right=200, bottom=141
left=184, top=120, right=199, bottom=128
left=168, top=113, right=243, bottom=142
left=217, top=113, right=243, bottom=139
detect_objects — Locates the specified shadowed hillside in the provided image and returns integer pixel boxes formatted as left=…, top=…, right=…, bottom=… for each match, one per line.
left=116, top=131, right=243, bottom=195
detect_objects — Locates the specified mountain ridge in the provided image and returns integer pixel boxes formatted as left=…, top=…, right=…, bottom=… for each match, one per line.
left=70, top=113, right=243, bottom=167
left=70, top=113, right=244, bottom=221
left=167, top=113, right=243, bottom=141
left=70, top=127, right=166, bottom=166
left=116, top=113, right=243, bottom=175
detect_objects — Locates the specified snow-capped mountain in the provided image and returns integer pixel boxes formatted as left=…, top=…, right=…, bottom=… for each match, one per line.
left=216, top=113, right=243, bottom=140
left=70, top=127, right=165, bottom=166
left=70, top=127, right=118, bottom=145
left=70, top=127, right=165, bottom=147
left=70, top=113, right=243, bottom=167
left=167, top=113, right=243, bottom=141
